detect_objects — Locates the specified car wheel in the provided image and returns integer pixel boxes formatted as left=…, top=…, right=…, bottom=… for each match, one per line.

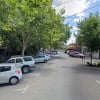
left=9, top=77, right=19, bottom=85
left=22, top=66, right=30, bottom=74
left=80, top=56, right=81, bottom=58
left=44, top=60, right=47, bottom=63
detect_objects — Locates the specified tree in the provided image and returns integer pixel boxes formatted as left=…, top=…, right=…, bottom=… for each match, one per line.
left=0, top=0, right=71, bottom=56
left=1, top=0, right=53, bottom=56
left=61, top=24, right=72, bottom=43
left=76, top=13, right=100, bottom=63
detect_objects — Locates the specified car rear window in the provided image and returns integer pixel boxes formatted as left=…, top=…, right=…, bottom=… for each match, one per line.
left=0, top=66, right=11, bottom=72
left=23, top=57, right=33, bottom=61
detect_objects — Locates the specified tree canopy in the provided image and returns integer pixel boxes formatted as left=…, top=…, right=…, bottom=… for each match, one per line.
left=76, top=13, right=100, bottom=63
left=0, top=0, right=71, bottom=56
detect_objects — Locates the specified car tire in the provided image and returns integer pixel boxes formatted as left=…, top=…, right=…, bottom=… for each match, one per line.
left=9, top=77, right=19, bottom=85
left=80, top=56, right=83, bottom=58
left=22, top=66, right=30, bottom=74
left=44, top=60, right=47, bottom=63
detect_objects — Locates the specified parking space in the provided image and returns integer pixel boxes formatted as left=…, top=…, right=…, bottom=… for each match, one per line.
left=0, top=53, right=59, bottom=97
left=0, top=65, right=43, bottom=100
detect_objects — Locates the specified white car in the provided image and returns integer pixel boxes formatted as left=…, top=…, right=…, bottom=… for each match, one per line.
left=34, top=55, right=48, bottom=63
left=70, top=52, right=85, bottom=58
left=45, top=54, right=51, bottom=60
left=38, top=54, right=51, bottom=61
left=7, top=56, right=35, bottom=73
left=0, top=63, right=22, bottom=85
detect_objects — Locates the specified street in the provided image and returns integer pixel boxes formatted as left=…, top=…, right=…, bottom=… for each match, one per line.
left=0, top=51, right=100, bottom=100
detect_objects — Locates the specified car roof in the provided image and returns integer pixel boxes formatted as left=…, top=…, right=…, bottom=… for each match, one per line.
left=38, top=55, right=45, bottom=57
left=10, top=56, right=32, bottom=59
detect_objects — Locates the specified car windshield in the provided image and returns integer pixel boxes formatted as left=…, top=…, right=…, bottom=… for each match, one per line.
left=23, top=57, right=32, bottom=61
left=38, top=55, right=45, bottom=58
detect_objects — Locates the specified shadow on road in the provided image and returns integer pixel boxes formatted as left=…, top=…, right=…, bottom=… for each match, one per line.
left=0, top=83, right=10, bottom=87
left=72, top=64, right=100, bottom=75
left=52, top=55, right=66, bottom=60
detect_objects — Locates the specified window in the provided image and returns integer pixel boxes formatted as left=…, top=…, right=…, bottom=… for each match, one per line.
left=3, top=66, right=11, bottom=71
left=38, top=56, right=42, bottom=58
left=16, top=58, right=23, bottom=63
left=38, top=55, right=44, bottom=58
left=0, top=67, right=3, bottom=72
left=23, top=57, right=32, bottom=61
left=0, top=66, right=11, bottom=72
left=8, top=59, right=15, bottom=63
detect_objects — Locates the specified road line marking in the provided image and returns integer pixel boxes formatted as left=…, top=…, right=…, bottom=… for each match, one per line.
left=96, top=80, right=100, bottom=85
left=17, top=85, right=30, bottom=93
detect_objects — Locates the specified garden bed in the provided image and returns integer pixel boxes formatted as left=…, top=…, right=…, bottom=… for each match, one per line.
left=86, top=61, right=100, bottom=67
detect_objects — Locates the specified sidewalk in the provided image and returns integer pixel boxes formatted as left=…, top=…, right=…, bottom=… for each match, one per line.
left=81, top=57, right=100, bottom=65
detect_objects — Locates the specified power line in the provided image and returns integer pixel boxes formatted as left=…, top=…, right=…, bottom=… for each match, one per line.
left=66, top=3, right=100, bottom=19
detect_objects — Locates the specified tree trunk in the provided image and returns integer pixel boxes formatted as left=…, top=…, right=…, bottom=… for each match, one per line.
left=22, top=46, right=26, bottom=56
left=90, top=52, right=92, bottom=64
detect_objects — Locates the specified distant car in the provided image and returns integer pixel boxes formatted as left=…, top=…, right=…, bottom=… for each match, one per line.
left=52, top=49, right=58, bottom=55
left=7, top=56, right=35, bottom=73
left=0, top=63, right=22, bottom=85
left=38, top=53, right=51, bottom=60
left=67, top=50, right=74, bottom=55
left=69, top=51, right=78, bottom=56
left=45, top=54, right=51, bottom=60
left=70, top=52, right=85, bottom=58
left=46, top=52, right=53, bottom=57
left=34, top=55, right=48, bottom=63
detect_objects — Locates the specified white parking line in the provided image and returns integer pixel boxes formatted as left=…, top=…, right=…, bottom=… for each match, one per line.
left=17, top=85, right=30, bottom=93
left=96, top=80, right=100, bottom=85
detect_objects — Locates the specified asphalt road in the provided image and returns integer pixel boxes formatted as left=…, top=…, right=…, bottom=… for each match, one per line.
left=0, top=51, right=100, bottom=100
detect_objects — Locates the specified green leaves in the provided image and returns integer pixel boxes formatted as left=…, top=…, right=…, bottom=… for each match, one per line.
left=0, top=0, right=71, bottom=55
left=77, top=13, right=100, bottom=52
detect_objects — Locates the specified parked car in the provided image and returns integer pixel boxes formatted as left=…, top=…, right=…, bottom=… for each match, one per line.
left=45, top=54, right=51, bottom=60
left=51, top=49, right=58, bottom=55
left=47, top=52, right=53, bottom=57
left=69, top=51, right=78, bottom=56
left=0, top=63, right=22, bottom=85
left=7, top=56, right=35, bottom=73
left=67, top=50, right=74, bottom=55
left=69, top=52, right=85, bottom=58
left=38, top=53, right=51, bottom=60
left=34, top=55, right=48, bottom=63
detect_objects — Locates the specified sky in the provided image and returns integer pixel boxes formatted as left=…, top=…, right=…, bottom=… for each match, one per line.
left=52, top=0, right=100, bottom=45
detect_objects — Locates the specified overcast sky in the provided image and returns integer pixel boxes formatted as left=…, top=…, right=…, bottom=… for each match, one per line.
left=52, top=0, right=100, bottom=44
